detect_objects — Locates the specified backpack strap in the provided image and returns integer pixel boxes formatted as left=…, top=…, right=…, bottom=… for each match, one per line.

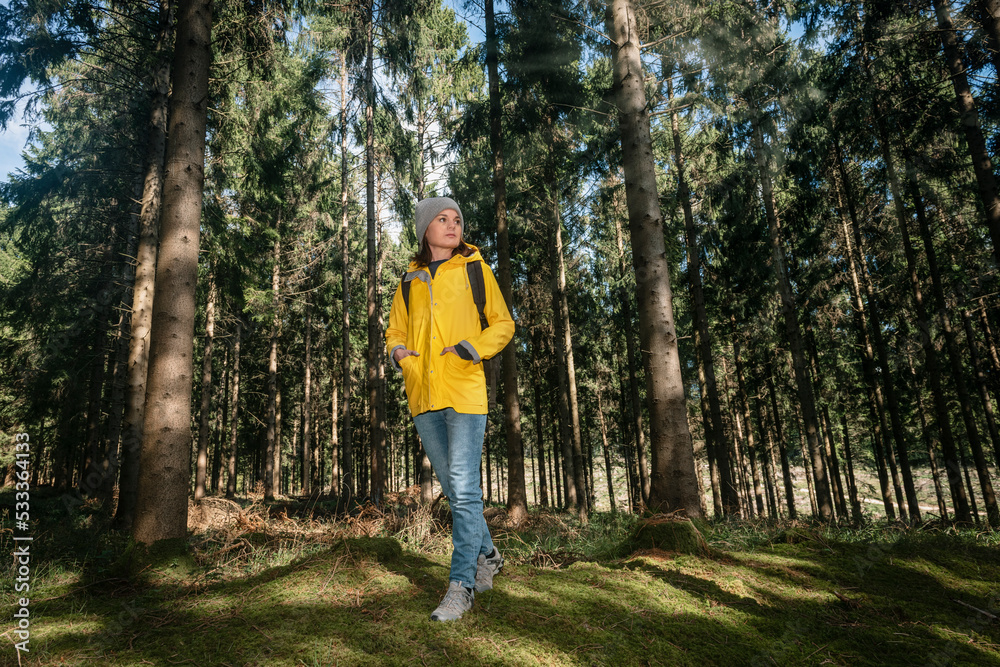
left=466, top=260, right=498, bottom=409
left=466, top=260, right=488, bottom=331
left=401, top=270, right=411, bottom=312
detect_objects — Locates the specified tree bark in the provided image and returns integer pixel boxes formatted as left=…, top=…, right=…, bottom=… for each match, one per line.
left=303, top=290, right=314, bottom=497
left=613, top=213, right=650, bottom=506
left=365, top=0, right=385, bottom=505
left=338, top=52, right=354, bottom=503
left=552, top=208, right=587, bottom=523
left=212, top=347, right=228, bottom=494
left=133, top=0, right=211, bottom=544
left=732, top=339, right=764, bottom=517
left=226, top=323, right=242, bottom=500
left=906, top=355, right=950, bottom=519
left=764, top=361, right=796, bottom=519
left=114, top=3, right=173, bottom=527
left=330, top=364, right=340, bottom=495
left=606, top=0, right=700, bottom=515
left=838, top=411, right=862, bottom=522
left=101, top=183, right=144, bottom=504
left=596, top=387, right=616, bottom=513
left=194, top=268, right=216, bottom=501
left=975, top=0, right=1000, bottom=78
left=531, top=330, right=550, bottom=508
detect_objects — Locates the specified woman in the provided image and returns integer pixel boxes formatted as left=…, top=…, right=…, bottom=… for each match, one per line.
left=386, top=196, right=514, bottom=622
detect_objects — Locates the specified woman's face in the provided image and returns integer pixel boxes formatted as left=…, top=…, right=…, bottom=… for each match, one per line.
left=423, top=208, right=462, bottom=255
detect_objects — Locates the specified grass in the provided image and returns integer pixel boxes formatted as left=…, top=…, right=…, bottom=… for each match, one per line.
left=2, top=488, right=1000, bottom=666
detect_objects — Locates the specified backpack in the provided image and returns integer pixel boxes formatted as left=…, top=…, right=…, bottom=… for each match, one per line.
left=400, top=260, right=500, bottom=409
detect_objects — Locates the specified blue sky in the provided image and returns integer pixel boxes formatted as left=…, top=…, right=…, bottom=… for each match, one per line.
left=0, top=95, right=34, bottom=181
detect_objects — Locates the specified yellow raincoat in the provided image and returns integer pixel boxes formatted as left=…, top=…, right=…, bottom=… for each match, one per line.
left=386, top=246, right=514, bottom=417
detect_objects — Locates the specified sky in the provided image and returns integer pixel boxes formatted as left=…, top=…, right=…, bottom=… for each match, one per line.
left=0, top=96, right=34, bottom=181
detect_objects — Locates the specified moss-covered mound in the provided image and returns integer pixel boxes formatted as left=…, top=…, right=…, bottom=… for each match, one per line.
left=629, top=514, right=709, bottom=555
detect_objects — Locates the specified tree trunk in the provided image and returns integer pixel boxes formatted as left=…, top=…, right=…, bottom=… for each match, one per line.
left=194, top=268, right=216, bottom=501
left=976, top=0, right=1000, bottom=78
left=484, top=0, right=527, bottom=524
left=226, top=323, right=242, bottom=500
left=732, top=339, right=764, bottom=516
left=101, top=184, right=144, bottom=505
left=978, top=303, right=1000, bottom=383
left=606, top=0, right=700, bottom=516
left=552, top=208, right=587, bottom=523
left=549, top=392, right=563, bottom=509
left=596, top=387, right=616, bottom=513
left=821, top=406, right=848, bottom=519
left=330, top=366, right=340, bottom=495
left=963, top=308, right=1000, bottom=470
left=133, top=0, right=211, bottom=544
left=907, top=355, right=950, bottom=519
left=302, top=292, right=314, bottom=497
left=885, top=146, right=970, bottom=522
left=532, top=333, right=550, bottom=508
left=82, top=295, right=110, bottom=497
left=668, top=72, right=736, bottom=517
left=338, top=52, right=354, bottom=503
left=365, top=0, right=385, bottom=505
left=839, top=412, right=862, bottom=522
left=833, top=143, right=919, bottom=520
left=551, top=287, right=578, bottom=511
left=613, top=213, right=650, bottom=506
left=906, top=161, right=999, bottom=527
left=114, top=1, right=173, bottom=529
left=212, top=348, right=228, bottom=494
left=931, top=0, right=1000, bottom=265
left=751, top=121, right=832, bottom=520
left=764, top=362, right=797, bottom=519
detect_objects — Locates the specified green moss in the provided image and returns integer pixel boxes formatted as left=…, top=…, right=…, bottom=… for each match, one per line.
left=124, top=536, right=198, bottom=582
left=629, top=516, right=709, bottom=555
left=332, top=536, right=403, bottom=563
left=8, top=490, right=1000, bottom=667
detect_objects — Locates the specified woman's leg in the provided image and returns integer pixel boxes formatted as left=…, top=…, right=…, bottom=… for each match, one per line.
left=443, top=409, right=492, bottom=587
left=414, top=408, right=491, bottom=588
left=413, top=410, right=452, bottom=499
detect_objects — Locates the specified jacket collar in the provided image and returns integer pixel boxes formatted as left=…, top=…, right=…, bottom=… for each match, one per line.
left=407, top=245, right=482, bottom=274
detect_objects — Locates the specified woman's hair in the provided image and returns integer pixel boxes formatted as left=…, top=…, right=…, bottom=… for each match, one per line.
left=411, top=240, right=473, bottom=266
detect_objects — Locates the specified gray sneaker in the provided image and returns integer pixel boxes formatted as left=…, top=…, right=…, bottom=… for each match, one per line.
left=474, top=547, right=503, bottom=593
left=430, top=581, right=474, bottom=621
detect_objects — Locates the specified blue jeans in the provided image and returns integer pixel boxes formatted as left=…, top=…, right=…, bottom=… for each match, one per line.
left=413, top=408, right=494, bottom=589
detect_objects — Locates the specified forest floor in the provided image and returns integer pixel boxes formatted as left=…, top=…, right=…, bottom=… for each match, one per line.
left=2, top=488, right=1000, bottom=667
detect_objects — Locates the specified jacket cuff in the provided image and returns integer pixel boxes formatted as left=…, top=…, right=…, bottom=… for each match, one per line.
left=456, top=340, right=481, bottom=364
left=389, top=345, right=406, bottom=372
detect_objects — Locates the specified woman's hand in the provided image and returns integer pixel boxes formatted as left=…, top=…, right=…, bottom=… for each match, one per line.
left=394, top=348, right=420, bottom=363
left=440, top=346, right=459, bottom=357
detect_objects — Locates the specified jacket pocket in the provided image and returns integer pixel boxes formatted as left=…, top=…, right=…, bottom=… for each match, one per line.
left=443, top=352, right=485, bottom=409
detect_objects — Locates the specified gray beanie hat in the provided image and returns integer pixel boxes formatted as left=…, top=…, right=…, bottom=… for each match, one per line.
left=415, top=196, right=463, bottom=249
